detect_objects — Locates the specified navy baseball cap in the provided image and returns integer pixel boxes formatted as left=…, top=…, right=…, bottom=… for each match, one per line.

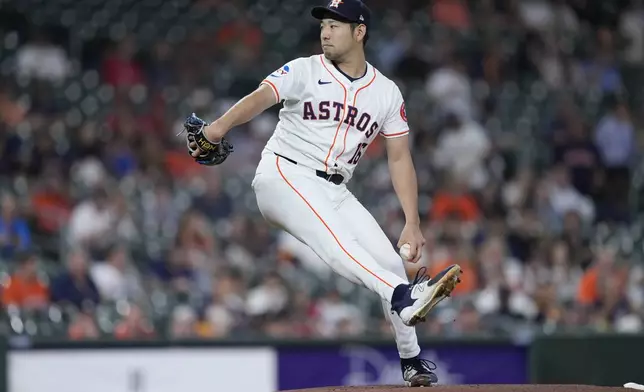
left=311, top=0, right=371, bottom=28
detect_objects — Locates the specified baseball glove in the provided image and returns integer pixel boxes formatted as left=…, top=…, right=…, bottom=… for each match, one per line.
left=182, top=113, right=234, bottom=166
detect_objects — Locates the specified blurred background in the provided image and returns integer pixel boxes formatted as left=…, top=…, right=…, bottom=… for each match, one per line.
left=0, top=0, right=644, bottom=361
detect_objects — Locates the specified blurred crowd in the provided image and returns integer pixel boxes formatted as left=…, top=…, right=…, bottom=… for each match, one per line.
left=0, top=0, right=644, bottom=343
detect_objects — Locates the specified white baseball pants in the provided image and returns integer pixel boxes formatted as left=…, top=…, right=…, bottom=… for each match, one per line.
left=252, top=152, right=421, bottom=359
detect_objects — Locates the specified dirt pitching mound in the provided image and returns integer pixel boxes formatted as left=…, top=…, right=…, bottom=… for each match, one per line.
left=281, top=385, right=631, bottom=392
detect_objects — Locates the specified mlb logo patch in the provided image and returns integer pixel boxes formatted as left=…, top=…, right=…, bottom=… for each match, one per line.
left=270, top=64, right=290, bottom=78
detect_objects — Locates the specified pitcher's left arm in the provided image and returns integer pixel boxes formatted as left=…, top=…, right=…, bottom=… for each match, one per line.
left=380, top=86, right=425, bottom=262
left=386, top=134, right=425, bottom=263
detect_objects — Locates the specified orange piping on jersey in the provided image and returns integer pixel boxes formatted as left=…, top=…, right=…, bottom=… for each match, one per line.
left=261, top=79, right=280, bottom=103
left=276, top=156, right=394, bottom=289
left=320, top=55, right=348, bottom=172
left=335, top=68, right=377, bottom=162
left=381, top=129, right=410, bottom=138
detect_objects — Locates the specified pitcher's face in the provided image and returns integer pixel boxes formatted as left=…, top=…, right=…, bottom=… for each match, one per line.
left=320, top=19, right=356, bottom=61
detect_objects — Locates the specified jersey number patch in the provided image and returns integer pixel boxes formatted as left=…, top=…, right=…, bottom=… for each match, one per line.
left=348, top=143, right=368, bottom=165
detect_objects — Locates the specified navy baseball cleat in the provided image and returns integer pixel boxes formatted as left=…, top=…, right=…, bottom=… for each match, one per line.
left=401, top=356, right=439, bottom=387
left=391, top=264, right=462, bottom=327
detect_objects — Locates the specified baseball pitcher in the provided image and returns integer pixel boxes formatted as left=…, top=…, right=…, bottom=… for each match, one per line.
left=183, top=0, right=462, bottom=386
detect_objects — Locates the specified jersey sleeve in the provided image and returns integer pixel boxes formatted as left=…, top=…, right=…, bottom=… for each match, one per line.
left=260, top=58, right=303, bottom=103
left=379, top=86, right=410, bottom=139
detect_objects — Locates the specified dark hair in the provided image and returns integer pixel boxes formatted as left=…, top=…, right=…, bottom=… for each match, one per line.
left=350, top=23, right=368, bottom=47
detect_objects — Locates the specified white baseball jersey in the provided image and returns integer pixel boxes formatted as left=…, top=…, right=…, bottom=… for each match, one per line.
left=259, top=54, right=410, bottom=182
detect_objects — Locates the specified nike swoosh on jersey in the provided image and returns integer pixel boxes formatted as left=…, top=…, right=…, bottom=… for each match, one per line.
left=318, top=80, right=332, bottom=85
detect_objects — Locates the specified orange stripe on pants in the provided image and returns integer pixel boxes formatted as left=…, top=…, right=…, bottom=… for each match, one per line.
left=275, top=156, right=394, bottom=289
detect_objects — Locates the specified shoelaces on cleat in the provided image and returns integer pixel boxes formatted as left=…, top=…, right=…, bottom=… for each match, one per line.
left=410, top=267, right=430, bottom=293
left=417, top=358, right=437, bottom=372
left=404, top=358, right=437, bottom=373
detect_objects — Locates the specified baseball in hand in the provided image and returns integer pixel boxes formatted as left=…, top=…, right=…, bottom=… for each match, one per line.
left=399, top=243, right=412, bottom=261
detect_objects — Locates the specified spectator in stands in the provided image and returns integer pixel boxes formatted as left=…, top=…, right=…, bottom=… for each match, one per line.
left=111, top=191, right=140, bottom=246
left=163, top=210, right=217, bottom=298
left=101, top=36, right=145, bottom=88
left=141, top=181, right=184, bottom=242
left=553, top=119, right=604, bottom=198
left=0, top=128, right=23, bottom=176
left=70, top=155, right=108, bottom=191
left=50, top=248, right=101, bottom=311
left=0, top=85, right=27, bottom=129
left=113, top=304, right=156, bottom=340
left=23, top=131, right=62, bottom=179
left=192, top=173, right=233, bottom=223
left=316, top=290, right=364, bottom=338
left=619, top=0, right=644, bottom=66
left=29, top=170, right=72, bottom=237
left=580, top=28, right=623, bottom=95
left=545, top=240, right=583, bottom=303
left=0, top=193, right=31, bottom=259
left=198, top=269, right=251, bottom=339
left=245, top=271, right=289, bottom=319
left=197, top=301, right=235, bottom=338
left=432, top=0, right=471, bottom=31
left=150, top=247, right=197, bottom=298
left=433, top=111, right=491, bottom=190
left=215, top=14, right=264, bottom=55
left=146, top=42, right=175, bottom=89
left=504, top=204, right=545, bottom=263
left=225, top=216, right=272, bottom=274
left=478, top=236, right=523, bottom=291
left=104, top=135, right=138, bottom=180
left=68, top=311, right=100, bottom=340
left=559, top=210, right=593, bottom=269
left=15, top=29, right=70, bottom=82
left=286, top=291, right=317, bottom=338
left=595, top=100, right=636, bottom=169
left=594, top=100, right=635, bottom=221
left=427, top=238, right=478, bottom=296
left=430, top=178, right=481, bottom=223
left=543, top=165, right=595, bottom=228
left=208, top=268, right=245, bottom=325
left=517, top=0, right=580, bottom=35
left=477, top=182, right=507, bottom=220
left=70, top=121, right=104, bottom=162
left=67, top=187, right=115, bottom=256
left=426, top=56, right=474, bottom=120
left=477, top=235, right=542, bottom=321
left=168, top=305, right=197, bottom=339
left=577, top=246, right=632, bottom=328
left=90, top=244, right=144, bottom=303
left=502, top=168, right=535, bottom=213
left=262, top=316, right=294, bottom=338
left=450, top=302, right=482, bottom=336
left=1, top=251, right=49, bottom=310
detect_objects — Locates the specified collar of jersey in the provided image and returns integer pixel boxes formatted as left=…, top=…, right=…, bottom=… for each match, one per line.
left=320, top=54, right=372, bottom=86
left=332, top=60, right=367, bottom=83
